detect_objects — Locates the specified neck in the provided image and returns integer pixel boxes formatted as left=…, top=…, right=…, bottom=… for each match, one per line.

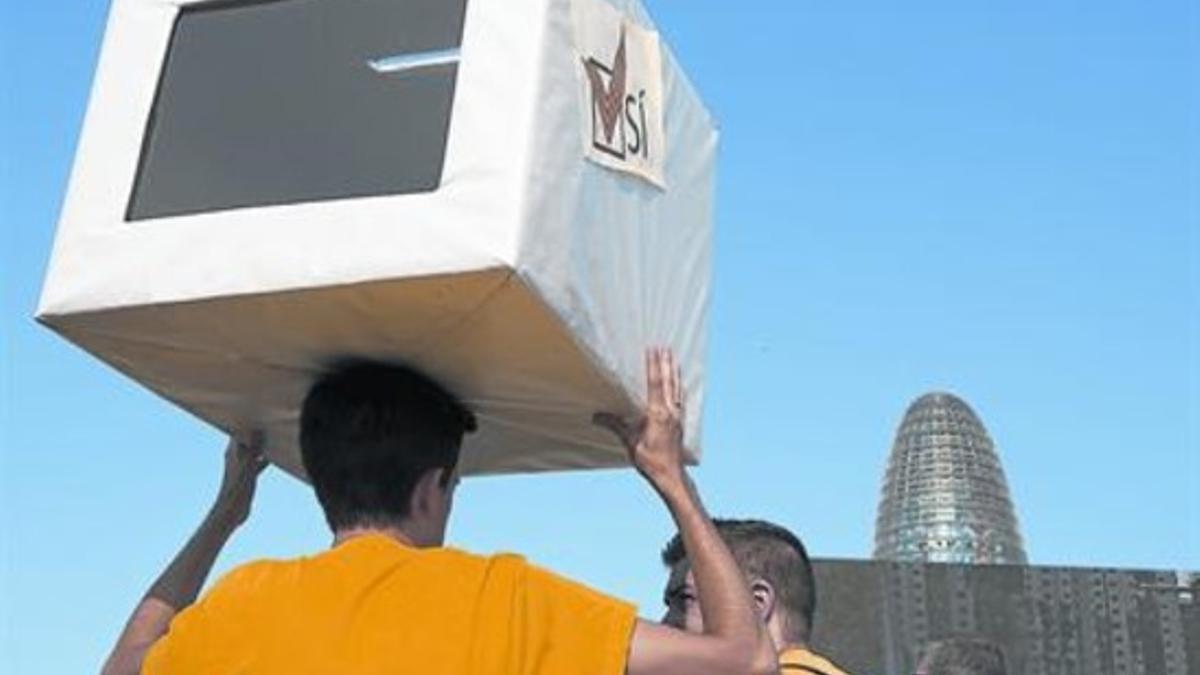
left=333, top=524, right=421, bottom=548
left=777, top=639, right=811, bottom=654
left=779, top=641, right=810, bottom=650
left=773, top=625, right=809, bottom=653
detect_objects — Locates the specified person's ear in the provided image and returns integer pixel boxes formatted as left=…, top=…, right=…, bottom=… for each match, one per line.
left=750, top=578, right=776, bottom=624
left=410, top=468, right=444, bottom=518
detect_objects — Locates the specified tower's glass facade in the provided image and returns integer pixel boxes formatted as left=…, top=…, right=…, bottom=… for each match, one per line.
left=874, top=392, right=1027, bottom=564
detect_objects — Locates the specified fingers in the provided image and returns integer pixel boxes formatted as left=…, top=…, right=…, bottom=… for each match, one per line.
left=673, top=360, right=685, bottom=424
left=646, top=347, right=683, bottom=414
left=598, top=347, right=686, bottom=451
left=244, top=433, right=269, bottom=473
left=244, top=430, right=265, bottom=451
left=663, top=350, right=680, bottom=413
left=659, top=349, right=671, bottom=407
left=228, top=431, right=270, bottom=472
left=234, top=430, right=264, bottom=454
left=645, top=348, right=664, bottom=407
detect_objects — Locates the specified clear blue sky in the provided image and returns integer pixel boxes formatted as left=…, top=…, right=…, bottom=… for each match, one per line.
left=2, top=1, right=1196, bottom=672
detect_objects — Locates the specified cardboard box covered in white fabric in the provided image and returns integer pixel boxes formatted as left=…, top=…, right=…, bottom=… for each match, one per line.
left=37, top=0, right=716, bottom=478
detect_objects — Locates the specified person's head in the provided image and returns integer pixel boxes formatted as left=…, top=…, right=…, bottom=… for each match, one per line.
left=916, top=637, right=1007, bottom=675
left=300, top=360, right=476, bottom=546
left=660, top=518, right=816, bottom=647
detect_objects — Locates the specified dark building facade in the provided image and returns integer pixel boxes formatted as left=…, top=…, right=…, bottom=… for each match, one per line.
left=875, top=392, right=1028, bottom=564
left=810, top=559, right=1199, bottom=675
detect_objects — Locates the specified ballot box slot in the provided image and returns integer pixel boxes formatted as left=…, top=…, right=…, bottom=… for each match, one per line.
left=367, top=47, right=462, bottom=76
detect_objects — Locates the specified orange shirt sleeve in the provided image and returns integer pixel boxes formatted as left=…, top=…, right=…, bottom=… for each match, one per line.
left=515, top=561, right=638, bottom=675
left=141, top=598, right=218, bottom=674
left=141, top=564, right=260, bottom=675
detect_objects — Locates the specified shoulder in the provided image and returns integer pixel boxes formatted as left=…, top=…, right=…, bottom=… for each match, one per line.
left=458, top=551, right=571, bottom=588
left=215, top=556, right=291, bottom=587
left=515, top=557, right=636, bottom=616
left=195, top=557, right=293, bottom=609
left=437, top=547, right=530, bottom=576
left=435, top=549, right=570, bottom=595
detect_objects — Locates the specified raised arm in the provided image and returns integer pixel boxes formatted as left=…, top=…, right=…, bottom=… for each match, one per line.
left=100, top=436, right=267, bottom=675
left=595, top=349, right=777, bottom=675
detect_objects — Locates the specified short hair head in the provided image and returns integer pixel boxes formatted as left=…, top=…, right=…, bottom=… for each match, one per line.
left=300, top=360, right=476, bottom=532
left=918, top=637, right=1008, bottom=675
left=661, top=518, right=816, bottom=642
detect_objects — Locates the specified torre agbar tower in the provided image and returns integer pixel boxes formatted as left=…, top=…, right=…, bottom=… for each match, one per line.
left=874, top=392, right=1028, bottom=565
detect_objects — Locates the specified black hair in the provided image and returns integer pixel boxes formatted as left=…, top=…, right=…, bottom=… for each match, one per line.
left=299, top=360, right=476, bottom=532
left=661, top=518, right=816, bottom=642
left=920, top=637, right=1008, bottom=675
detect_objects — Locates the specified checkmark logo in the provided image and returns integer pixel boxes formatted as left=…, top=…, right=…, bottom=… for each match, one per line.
left=582, top=26, right=627, bottom=155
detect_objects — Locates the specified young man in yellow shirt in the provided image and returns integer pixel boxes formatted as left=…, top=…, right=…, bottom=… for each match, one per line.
left=660, top=519, right=853, bottom=675
left=102, top=349, right=777, bottom=675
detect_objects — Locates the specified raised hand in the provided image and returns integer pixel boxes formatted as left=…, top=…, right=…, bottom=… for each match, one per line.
left=604, top=350, right=779, bottom=675
left=211, top=433, right=269, bottom=529
left=594, top=347, right=686, bottom=488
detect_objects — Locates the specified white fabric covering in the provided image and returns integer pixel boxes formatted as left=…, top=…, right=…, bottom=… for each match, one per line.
left=38, top=0, right=717, bottom=479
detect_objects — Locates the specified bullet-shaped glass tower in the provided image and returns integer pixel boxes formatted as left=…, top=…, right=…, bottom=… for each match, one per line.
left=874, top=392, right=1027, bottom=564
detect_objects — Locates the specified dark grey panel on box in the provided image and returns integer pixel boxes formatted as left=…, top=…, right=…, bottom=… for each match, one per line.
left=128, top=0, right=468, bottom=221
left=811, top=559, right=1198, bottom=675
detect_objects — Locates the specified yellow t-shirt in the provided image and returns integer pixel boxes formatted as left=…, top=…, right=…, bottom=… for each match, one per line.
left=143, top=534, right=637, bottom=675
left=779, top=646, right=855, bottom=675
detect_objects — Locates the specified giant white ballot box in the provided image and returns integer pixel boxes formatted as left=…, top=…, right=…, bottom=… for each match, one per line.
left=37, top=0, right=716, bottom=478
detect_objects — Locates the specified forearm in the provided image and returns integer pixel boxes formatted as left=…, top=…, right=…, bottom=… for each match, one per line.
left=147, top=507, right=237, bottom=608
left=629, top=469, right=777, bottom=675
left=656, top=472, right=761, bottom=645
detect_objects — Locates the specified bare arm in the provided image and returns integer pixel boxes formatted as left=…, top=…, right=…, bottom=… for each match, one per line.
left=100, top=437, right=266, bottom=675
left=595, top=349, right=776, bottom=675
